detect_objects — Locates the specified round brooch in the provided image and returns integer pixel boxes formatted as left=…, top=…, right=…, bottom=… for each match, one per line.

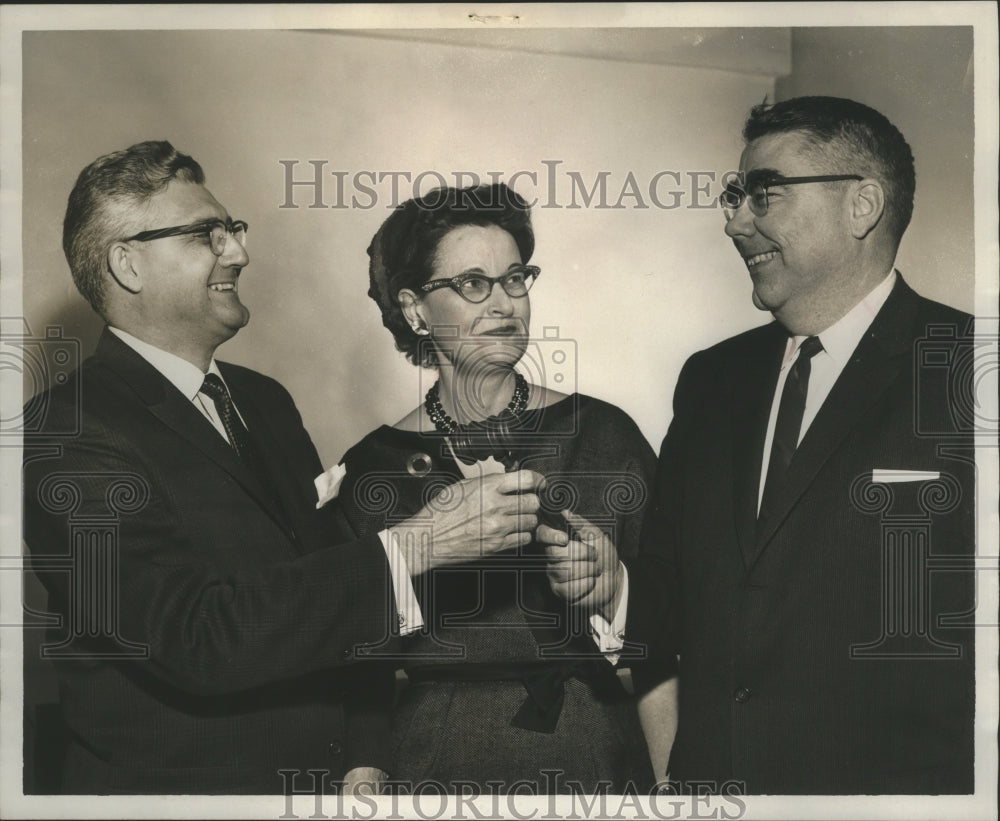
left=406, top=452, right=433, bottom=477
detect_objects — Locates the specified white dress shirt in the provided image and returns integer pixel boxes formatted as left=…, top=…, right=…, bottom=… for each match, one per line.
left=757, top=270, right=897, bottom=511
left=598, top=269, right=898, bottom=658
left=108, top=326, right=237, bottom=439
left=107, top=326, right=423, bottom=635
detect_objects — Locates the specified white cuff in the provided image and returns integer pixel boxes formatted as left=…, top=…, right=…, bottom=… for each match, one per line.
left=588, top=561, right=628, bottom=666
left=378, top=529, right=423, bottom=636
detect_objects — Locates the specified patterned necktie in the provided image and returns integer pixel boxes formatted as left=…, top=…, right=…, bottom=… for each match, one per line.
left=760, top=335, right=824, bottom=515
left=200, top=373, right=252, bottom=457
left=199, top=373, right=296, bottom=537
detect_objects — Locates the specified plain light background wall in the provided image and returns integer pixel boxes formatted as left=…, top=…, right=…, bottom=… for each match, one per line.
left=21, top=27, right=975, bottom=468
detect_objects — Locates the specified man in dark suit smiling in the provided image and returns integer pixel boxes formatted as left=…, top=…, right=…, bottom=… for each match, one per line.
left=23, top=141, right=544, bottom=794
left=542, top=97, right=976, bottom=794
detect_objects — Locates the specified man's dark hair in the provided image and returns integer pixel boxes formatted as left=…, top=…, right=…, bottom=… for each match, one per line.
left=744, top=96, right=915, bottom=244
left=63, top=140, right=204, bottom=316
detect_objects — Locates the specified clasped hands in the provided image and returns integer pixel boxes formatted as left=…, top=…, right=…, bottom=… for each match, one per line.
left=388, top=469, right=623, bottom=618
left=355, top=472, right=622, bottom=795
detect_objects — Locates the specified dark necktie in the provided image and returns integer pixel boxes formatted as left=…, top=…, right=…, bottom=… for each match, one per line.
left=760, top=335, right=823, bottom=515
left=200, top=373, right=252, bottom=457
left=200, top=373, right=294, bottom=534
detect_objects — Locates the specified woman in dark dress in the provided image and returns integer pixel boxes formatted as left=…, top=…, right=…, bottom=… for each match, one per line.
left=338, top=183, right=676, bottom=794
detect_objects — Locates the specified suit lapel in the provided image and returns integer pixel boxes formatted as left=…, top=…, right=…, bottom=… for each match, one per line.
left=752, top=277, right=920, bottom=561
left=731, top=324, right=787, bottom=567
left=225, top=373, right=310, bottom=547
left=95, top=330, right=296, bottom=541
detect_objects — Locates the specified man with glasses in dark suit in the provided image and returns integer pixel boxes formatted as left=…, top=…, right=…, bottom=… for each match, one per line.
left=23, top=140, right=545, bottom=794
left=541, top=96, right=976, bottom=794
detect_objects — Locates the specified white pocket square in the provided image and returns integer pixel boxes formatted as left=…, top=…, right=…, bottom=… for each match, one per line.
left=871, top=469, right=940, bottom=484
left=315, top=463, right=347, bottom=509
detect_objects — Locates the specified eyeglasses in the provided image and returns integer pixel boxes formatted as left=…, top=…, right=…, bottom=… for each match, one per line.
left=123, top=218, right=249, bottom=256
left=720, top=174, right=862, bottom=220
left=420, top=265, right=540, bottom=304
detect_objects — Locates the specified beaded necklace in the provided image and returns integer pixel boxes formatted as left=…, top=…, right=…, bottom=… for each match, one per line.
left=424, top=372, right=529, bottom=434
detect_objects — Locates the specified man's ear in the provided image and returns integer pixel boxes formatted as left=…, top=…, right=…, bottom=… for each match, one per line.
left=107, top=242, right=143, bottom=294
left=849, top=179, right=885, bottom=239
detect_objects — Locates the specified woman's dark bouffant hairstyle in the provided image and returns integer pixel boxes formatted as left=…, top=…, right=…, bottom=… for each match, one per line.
left=367, top=183, right=535, bottom=369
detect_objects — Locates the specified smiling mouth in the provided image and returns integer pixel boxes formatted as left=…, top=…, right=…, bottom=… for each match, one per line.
left=744, top=251, right=779, bottom=268
left=208, top=282, right=238, bottom=293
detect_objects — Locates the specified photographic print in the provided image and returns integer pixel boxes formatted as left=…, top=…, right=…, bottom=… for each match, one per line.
left=2, top=4, right=996, bottom=820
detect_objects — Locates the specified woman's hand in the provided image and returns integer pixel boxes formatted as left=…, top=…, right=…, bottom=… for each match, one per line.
left=537, top=511, right=624, bottom=620
left=390, top=469, right=544, bottom=576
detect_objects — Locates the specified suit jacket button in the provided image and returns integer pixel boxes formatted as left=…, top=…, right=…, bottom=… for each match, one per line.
left=734, top=686, right=752, bottom=703
left=328, top=741, right=342, bottom=756
left=341, top=648, right=352, bottom=660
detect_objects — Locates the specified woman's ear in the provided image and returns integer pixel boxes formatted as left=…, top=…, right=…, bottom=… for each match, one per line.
left=398, top=289, right=426, bottom=333
left=107, top=242, right=143, bottom=294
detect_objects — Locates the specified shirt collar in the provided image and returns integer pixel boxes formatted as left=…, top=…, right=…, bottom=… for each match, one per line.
left=783, top=270, right=897, bottom=367
left=108, top=327, right=225, bottom=400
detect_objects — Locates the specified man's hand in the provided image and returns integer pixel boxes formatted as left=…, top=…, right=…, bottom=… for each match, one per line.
left=538, top=511, right=624, bottom=620
left=341, top=766, right=386, bottom=795
left=390, top=469, right=544, bottom=576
